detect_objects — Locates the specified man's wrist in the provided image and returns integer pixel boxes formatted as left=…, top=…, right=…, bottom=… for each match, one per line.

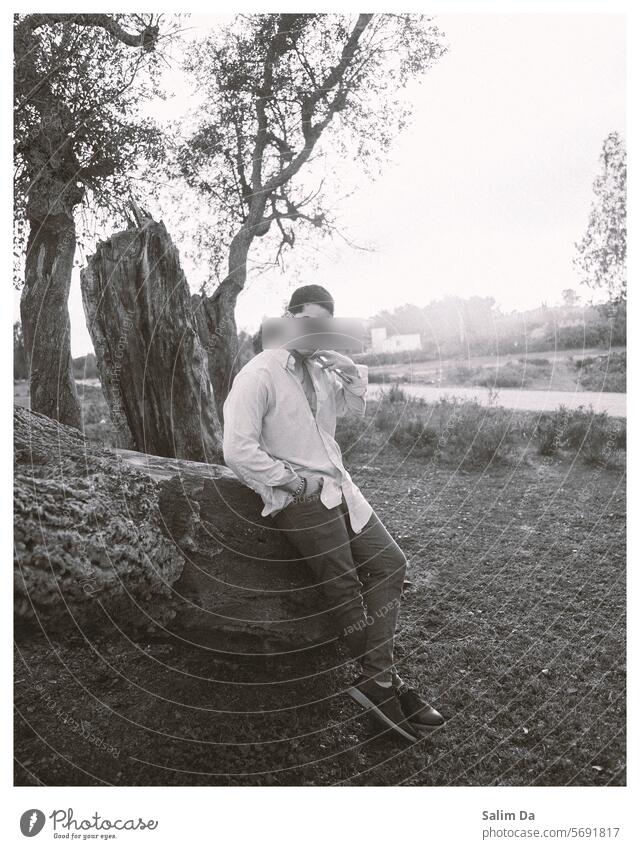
left=282, top=474, right=304, bottom=494
left=292, top=476, right=307, bottom=499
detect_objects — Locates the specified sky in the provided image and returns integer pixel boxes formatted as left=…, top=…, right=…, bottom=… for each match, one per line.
left=14, top=13, right=625, bottom=356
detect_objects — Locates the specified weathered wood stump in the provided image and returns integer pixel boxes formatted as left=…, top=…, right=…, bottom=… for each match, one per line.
left=14, top=407, right=335, bottom=652
left=80, top=218, right=222, bottom=462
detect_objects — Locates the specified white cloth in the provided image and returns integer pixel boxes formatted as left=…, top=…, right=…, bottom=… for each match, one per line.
left=222, top=348, right=373, bottom=532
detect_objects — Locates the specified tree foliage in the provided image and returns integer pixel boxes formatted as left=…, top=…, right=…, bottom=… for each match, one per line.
left=574, top=131, right=626, bottom=303
left=175, top=14, right=447, bottom=290
left=13, top=13, right=174, bottom=285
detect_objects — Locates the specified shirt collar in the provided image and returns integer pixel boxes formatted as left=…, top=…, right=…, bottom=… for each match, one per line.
left=272, top=347, right=313, bottom=372
left=270, top=348, right=295, bottom=370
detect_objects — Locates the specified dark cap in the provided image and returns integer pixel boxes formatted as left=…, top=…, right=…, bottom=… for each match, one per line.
left=287, top=284, right=334, bottom=316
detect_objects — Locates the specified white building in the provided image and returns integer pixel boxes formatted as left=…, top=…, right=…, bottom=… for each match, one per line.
left=369, top=327, right=422, bottom=354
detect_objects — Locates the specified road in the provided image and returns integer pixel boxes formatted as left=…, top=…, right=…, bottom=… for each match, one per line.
left=367, top=382, right=627, bottom=417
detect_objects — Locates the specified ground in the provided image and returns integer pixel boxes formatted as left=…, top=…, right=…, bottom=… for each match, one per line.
left=14, top=444, right=625, bottom=786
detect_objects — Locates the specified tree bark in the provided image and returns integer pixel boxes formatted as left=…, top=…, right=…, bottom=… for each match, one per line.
left=193, top=230, right=256, bottom=420
left=20, top=210, right=82, bottom=429
left=14, top=406, right=335, bottom=652
left=191, top=284, right=240, bottom=424
left=80, top=218, right=223, bottom=462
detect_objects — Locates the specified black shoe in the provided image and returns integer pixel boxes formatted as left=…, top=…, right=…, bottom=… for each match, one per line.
left=347, top=676, right=418, bottom=743
left=395, top=682, right=445, bottom=730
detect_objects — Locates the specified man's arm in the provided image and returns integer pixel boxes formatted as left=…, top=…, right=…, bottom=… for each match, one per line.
left=331, top=363, right=368, bottom=418
left=222, top=369, right=301, bottom=492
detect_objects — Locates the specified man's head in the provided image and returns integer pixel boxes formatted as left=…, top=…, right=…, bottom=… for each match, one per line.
left=285, top=285, right=335, bottom=354
left=286, top=285, right=334, bottom=319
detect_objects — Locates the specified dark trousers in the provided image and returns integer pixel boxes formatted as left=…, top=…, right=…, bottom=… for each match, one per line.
left=272, top=494, right=407, bottom=683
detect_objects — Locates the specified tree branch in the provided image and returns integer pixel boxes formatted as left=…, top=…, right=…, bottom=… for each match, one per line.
left=17, top=14, right=159, bottom=51
left=260, top=13, right=373, bottom=195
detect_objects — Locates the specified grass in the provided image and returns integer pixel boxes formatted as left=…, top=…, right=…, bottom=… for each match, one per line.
left=337, top=387, right=626, bottom=471
left=14, top=447, right=626, bottom=786
left=14, top=382, right=626, bottom=786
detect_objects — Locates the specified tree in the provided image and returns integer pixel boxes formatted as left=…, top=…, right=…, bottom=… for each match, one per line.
left=574, top=131, right=626, bottom=304
left=176, top=14, right=446, bottom=414
left=14, top=322, right=27, bottom=380
left=14, top=13, right=169, bottom=428
left=561, top=288, right=580, bottom=308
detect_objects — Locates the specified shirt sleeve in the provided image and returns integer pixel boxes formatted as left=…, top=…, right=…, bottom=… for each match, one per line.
left=222, top=368, right=299, bottom=490
left=332, top=364, right=368, bottom=418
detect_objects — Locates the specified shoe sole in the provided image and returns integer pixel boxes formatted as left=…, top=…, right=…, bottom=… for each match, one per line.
left=347, top=686, right=417, bottom=743
left=409, top=720, right=446, bottom=736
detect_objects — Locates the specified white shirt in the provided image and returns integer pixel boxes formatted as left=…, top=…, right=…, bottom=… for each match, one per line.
left=222, top=347, right=373, bottom=532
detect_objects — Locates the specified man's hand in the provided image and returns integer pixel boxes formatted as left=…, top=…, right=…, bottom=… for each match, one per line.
left=309, top=350, right=358, bottom=379
left=279, top=473, right=323, bottom=495
left=305, top=475, right=324, bottom=496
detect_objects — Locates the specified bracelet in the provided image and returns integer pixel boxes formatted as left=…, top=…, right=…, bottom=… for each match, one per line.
left=293, top=476, right=306, bottom=498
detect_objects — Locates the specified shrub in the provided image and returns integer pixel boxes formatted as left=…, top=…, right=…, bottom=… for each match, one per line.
left=367, top=371, right=410, bottom=384
left=519, top=357, right=550, bottom=366
left=373, top=394, right=520, bottom=468
left=474, top=363, right=527, bottom=388
left=72, top=353, right=99, bottom=379
left=534, top=406, right=572, bottom=456
left=389, top=416, right=440, bottom=457
left=534, top=405, right=625, bottom=466
left=447, top=364, right=476, bottom=383
left=335, top=413, right=371, bottom=455
left=377, top=383, right=408, bottom=404
left=575, top=351, right=626, bottom=393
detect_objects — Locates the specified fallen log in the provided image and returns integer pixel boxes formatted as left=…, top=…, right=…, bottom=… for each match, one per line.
left=14, top=407, right=335, bottom=652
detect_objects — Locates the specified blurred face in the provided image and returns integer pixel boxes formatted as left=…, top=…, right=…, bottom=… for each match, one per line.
left=286, top=302, right=332, bottom=353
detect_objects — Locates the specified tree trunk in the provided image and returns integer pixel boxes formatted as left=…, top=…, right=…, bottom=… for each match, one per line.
left=191, top=285, right=240, bottom=424
left=20, top=211, right=81, bottom=429
left=80, top=218, right=223, bottom=462
left=14, top=406, right=335, bottom=652
left=193, top=228, right=256, bottom=420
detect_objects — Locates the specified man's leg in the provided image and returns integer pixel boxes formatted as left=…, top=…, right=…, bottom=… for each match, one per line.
left=345, top=502, right=408, bottom=686
left=272, top=493, right=418, bottom=742
left=271, top=494, right=369, bottom=659
left=346, top=501, right=446, bottom=731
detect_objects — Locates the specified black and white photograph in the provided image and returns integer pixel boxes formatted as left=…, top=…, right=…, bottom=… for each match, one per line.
left=6, top=1, right=635, bottom=844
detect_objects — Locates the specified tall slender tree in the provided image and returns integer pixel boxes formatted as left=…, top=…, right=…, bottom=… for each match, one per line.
left=574, top=131, right=626, bottom=304
left=14, top=14, right=168, bottom=427
left=177, top=14, right=447, bottom=415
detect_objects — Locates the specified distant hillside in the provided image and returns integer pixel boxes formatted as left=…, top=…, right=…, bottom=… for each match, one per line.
left=358, top=295, right=625, bottom=364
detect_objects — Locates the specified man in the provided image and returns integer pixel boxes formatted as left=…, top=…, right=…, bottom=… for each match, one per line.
left=222, top=285, right=444, bottom=743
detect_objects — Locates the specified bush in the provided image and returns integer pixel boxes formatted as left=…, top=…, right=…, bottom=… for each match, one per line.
left=335, top=413, right=370, bottom=455
left=575, top=351, right=626, bottom=393
left=373, top=394, right=520, bottom=468
left=519, top=357, right=550, bottom=366
left=367, top=371, right=412, bottom=384
left=385, top=383, right=408, bottom=404
left=474, top=363, right=527, bottom=388
left=534, top=406, right=572, bottom=456
left=547, top=325, right=608, bottom=350
left=534, top=406, right=625, bottom=466
left=447, top=364, right=476, bottom=383
left=73, top=353, right=99, bottom=379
